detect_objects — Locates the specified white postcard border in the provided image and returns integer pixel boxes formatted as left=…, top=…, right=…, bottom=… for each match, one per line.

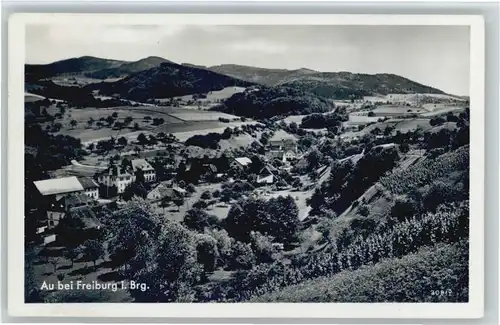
left=7, top=13, right=485, bottom=319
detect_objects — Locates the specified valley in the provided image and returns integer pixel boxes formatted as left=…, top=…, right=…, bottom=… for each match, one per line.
left=24, top=55, right=470, bottom=304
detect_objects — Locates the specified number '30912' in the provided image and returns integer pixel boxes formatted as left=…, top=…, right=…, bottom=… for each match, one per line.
left=431, top=289, right=453, bottom=297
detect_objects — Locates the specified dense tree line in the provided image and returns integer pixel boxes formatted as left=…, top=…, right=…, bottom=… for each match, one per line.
left=184, top=128, right=233, bottom=149
left=27, top=81, right=130, bottom=108
left=215, top=86, right=334, bottom=119
left=299, top=108, right=348, bottom=129
left=25, top=124, right=85, bottom=173
left=223, top=196, right=300, bottom=245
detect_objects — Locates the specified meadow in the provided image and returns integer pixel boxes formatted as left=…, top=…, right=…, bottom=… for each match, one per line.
left=163, top=86, right=246, bottom=103
left=371, top=105, right=427, bottom=116
left=43, top=101, right=255, bottom=144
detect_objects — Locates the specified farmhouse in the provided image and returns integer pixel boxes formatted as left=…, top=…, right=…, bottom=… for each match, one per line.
left=131, top=158, right=156, bottom=183
left=268, top=130, right=298, bottom=153
left=231, top=157, right=252, bottom=170
left=266, top=149, right=299, bottom=163
left=46, top=193, right=93, bottom=229
left=256, top=166, right=277, bottom=185
left=147, top=183, right=186, bottom=201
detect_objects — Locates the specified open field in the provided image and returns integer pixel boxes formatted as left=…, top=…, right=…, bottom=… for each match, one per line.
left=168, top=111, right=241, bottom=121
left=218, top=133, right=259, bottom=150
left=282, top=115, right=306, bottom=125
left=42, top=103, right=258, bottom=144
left=25, top=93, right=46, bottom=102
left=364, top=93, right=466, bottom=105
left=25, top=92, right=64, bottom=103
left=389, top=118, right=434, bottom=133
left=371, top=105, right=427, bottom=115
left=341, top=117, right=433, bottom=139
left=347, top=114, right=382, bottom=124
left=51, top=76, right=122, bottom=87
left=170, top=121, right=262, bottom=142
left=420, top=106, right=465, bottom=117
left=169, top=86, right=246, bottom=103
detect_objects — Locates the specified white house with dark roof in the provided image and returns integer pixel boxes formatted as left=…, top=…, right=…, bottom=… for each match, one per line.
left=97, top=165, right=135, bottom=194
left=131, top=158, right=156, bottom=183
left=256, top=166, right=277, bottom=185
left=77, top=177, right=99, bottom=199
left=268, top=130, right=298, bottom=153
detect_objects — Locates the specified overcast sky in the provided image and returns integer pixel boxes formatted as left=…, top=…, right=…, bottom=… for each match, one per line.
left=26, top=24, right=470, bottom=95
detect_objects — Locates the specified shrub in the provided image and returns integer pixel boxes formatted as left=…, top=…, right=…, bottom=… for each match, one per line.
left=358, top=205, right=369, bottom=217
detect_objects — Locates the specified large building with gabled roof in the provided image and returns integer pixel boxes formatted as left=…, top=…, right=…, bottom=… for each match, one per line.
left=34, top=176, right=84, bottom=199
left=33, top=176, right=99, bottom=200
left=131, top=158, right=156, bottom=182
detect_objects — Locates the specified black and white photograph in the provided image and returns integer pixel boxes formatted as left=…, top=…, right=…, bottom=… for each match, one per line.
left=8, top=13, right=484, bottom=318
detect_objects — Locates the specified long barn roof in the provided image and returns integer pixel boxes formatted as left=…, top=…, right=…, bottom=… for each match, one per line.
left=34, top=176, right=84, bottom=196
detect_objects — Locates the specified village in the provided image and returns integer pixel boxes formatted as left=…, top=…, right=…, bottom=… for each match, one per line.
left=29, top=123, right=313, bottom=246
left=28, top=89, right=465, bottom=252
left=20, top=19, right=475, bottom=306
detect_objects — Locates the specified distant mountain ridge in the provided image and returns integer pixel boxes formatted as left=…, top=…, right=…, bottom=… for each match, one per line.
left=25, top=56, right=171, bottom=82
left=26, top=56, right=448, bottom=102
left=209, top=64, right=319, bottom=87
left=90, top=61, right=255, bottom=101
left=209, top=64, right=446, bottom=98
left=86, top=56, right=172, bottom=79
left=25, top=56, right=126, bottom=81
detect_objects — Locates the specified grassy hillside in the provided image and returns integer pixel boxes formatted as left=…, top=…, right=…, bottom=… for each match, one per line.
left=91, top=62, right=254, bottom=101
left=251, top=241, right=468, bottom=302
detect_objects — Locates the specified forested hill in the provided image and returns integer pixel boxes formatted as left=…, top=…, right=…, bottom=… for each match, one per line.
left=278, top=72, right=446, bottom=99
left=89, top=62, right=255, bottom=101
left=209, top=64, right=318, bottom=87
left=25, top=56, right=172, bottom=82
left=209, top=64, right=446, bottom=99
left=213, top=86, right=334, bottom=119
left=85, top=56, right=172, bottom=79
left=25, top=56, right=126, bottom=82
